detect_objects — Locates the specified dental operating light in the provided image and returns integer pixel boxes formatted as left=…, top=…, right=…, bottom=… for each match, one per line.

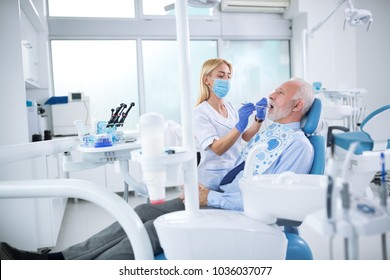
left=308, top=0, right=373, bottom=37
left=344, top=3, right=373, bottom=31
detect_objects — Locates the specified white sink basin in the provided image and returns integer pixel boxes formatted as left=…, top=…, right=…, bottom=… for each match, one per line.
left=322, top=105, right=353, bottom=120
left=239, top=172, right=328, bottom=224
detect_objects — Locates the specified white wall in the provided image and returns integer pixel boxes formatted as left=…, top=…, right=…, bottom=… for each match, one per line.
left=355, top=0, right=390, bottom=113
left=288, top=0, right=390, bottom=115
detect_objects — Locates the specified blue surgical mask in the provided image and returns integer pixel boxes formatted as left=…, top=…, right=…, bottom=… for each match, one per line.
left=212, top=78, right=231, bottom=98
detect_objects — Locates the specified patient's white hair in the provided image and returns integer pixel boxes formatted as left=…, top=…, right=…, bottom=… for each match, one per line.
left=290, top=77, right=315, bottom=116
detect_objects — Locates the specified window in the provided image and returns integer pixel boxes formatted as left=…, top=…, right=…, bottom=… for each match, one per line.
left=222, top=40, right=291, bottom=110
left=51, top=40, right=139, bottom=130
left=50, top=39, right=290, bottom=129
left=47, top=1, right=292, bottom=131
left=47, top=0, right=215, bottom=18
left=142, top=40, right=217, bottom=123
left=48, top=0, right=135, bottom=18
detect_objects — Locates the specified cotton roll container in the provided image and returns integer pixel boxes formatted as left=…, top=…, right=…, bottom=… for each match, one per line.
left=139, top=113, right=166, bottom=204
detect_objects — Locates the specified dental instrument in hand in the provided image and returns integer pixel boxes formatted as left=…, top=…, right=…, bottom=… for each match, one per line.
left=241, top=102, right=270, bottom=109
left=256, top=104, right=270, bottom=109
left=255, top=97, right=268, bottom=123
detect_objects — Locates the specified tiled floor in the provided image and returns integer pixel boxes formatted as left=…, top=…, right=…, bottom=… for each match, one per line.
left=53, top=188, right=389, bottom=260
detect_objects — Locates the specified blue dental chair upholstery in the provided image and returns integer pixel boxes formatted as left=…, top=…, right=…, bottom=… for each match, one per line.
left=303, top=98, right=326, bottom=175
left=332, top=104, right=390, bottom=154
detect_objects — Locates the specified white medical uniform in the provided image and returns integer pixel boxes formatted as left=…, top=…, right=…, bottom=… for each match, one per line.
left=194, top=101, right=241, bottom=190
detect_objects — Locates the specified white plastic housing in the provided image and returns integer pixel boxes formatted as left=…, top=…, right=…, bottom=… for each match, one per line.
left=239, top=172, right=328, bottom=224
left=154, top=210, right=288, bottom=260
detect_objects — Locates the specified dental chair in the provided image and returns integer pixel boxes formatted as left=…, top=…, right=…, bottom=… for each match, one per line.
left=277, top=97, right=326, bottom=259
left=155, top=98, right=325, bottom=260
left=330, top=104, right=390, bottom=196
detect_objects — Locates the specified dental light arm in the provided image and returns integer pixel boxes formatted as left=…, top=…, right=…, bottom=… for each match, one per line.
left=302, top=0, right=347, bottom=79
left=302, top=0, right=373, bottom=79
left=175, top=0, right=200, bottom=215
left=307, top=0, right=347, bottom=38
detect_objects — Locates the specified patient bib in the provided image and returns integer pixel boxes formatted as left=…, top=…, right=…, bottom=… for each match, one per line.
left=241, top=123, right=294, bottom=175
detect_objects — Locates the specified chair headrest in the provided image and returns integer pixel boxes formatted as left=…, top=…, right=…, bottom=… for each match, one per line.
left=301, top=98, right=322, bottom=135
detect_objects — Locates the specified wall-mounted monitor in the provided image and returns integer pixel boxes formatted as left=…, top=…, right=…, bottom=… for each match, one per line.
left=68, top=92, right=84, bottom=102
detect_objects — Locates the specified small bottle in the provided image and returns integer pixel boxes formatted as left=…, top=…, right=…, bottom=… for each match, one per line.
left=44, top=130, right=52, bottom=140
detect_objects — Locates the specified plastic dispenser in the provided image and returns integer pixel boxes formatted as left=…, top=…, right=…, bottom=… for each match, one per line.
left=139, top=113, right=166, bottom=204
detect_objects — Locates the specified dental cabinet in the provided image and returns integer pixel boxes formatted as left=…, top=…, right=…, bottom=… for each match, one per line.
left=21, top=16, right=39, bottom=88
left=0, top=139, right=71, bottom=251
left=20, top=0, right=48, bottom=90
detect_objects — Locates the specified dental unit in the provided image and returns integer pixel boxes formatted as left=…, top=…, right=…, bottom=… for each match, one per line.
left=305, top=105, right=390, bottom=260
left=107, top=102, right=136, bottom=128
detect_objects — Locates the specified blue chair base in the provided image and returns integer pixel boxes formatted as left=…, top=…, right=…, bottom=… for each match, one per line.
left=285, top=232, right=313, bottom=260
left=154, top=252, right=167, bottom=260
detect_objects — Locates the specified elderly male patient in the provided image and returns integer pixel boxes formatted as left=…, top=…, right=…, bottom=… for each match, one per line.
left=0, top=78, right=315, bottom=260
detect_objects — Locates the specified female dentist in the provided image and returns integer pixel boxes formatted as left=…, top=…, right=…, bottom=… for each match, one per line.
left=194, top=58, right=267, bottom=189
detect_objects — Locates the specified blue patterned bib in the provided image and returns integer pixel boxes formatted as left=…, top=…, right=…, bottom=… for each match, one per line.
left=241, top=123, right=294, bottom=175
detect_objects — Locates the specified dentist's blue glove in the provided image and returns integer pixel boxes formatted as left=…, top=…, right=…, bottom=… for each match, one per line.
left=255, top=98, right=268, bottom=122
left=235, top=102, right=255, bottom=133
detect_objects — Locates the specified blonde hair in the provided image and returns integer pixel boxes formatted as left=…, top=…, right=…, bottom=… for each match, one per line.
left=195, top=58, right=233, bottom=106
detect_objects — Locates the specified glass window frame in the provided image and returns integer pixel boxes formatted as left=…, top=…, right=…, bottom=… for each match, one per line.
left=141, top=39, right=218, bottom=123
left=47, top=0, right=136, bottom=19
left=47, top=0, right=221, bottom=20
left=49, top=39, right=140, bottom=131
left=46, top=5, right=292, bottom=129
